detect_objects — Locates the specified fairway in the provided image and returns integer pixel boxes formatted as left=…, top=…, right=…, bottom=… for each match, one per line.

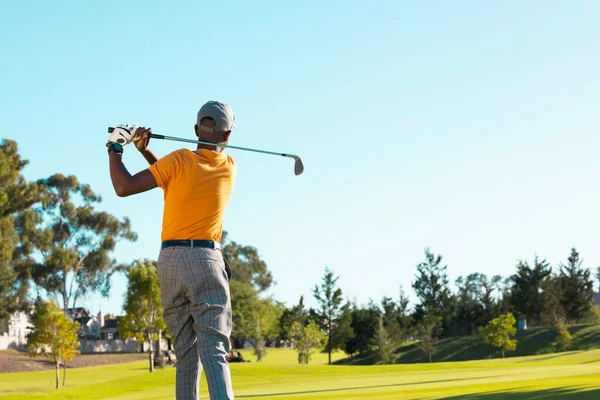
left=1, top=349, right=600, bottom=399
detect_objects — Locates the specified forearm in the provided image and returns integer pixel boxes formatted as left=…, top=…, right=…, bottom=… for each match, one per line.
left=108, top=152, right=133, bottom=196
left=139, top=149, right=160, bottom=165
left=108, top=150, right=158, bottom=197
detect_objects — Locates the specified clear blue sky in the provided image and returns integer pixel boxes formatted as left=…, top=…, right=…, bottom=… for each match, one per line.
left=2, top=1, right=600, bottom=316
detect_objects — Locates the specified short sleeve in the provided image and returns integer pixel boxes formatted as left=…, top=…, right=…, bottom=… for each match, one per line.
left=148, top=150, right=182, bottom=189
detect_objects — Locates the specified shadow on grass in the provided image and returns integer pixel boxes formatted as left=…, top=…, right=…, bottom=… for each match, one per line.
left=581, top=358, right=600, bottom=364
left=439, top=386, right=600, bottom=399
left=236, top=376, right=500, bottom=398
left=515, top=352, right=578, bottom=363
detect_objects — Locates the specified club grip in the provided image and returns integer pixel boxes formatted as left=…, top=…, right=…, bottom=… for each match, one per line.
left=148, top=133, right=165, bottom=140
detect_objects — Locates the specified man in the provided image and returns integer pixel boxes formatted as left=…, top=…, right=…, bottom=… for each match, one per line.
left=106, top=101, right=236, bottom=400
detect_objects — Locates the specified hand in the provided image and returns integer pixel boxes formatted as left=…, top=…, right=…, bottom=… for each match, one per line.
left=133, top=127, right=152, bottom=153
left=107, top=124, right=138, bottom=147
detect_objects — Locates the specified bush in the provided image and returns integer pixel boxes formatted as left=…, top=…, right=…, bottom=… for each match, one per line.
left=554, top=322, right=573, bottom=352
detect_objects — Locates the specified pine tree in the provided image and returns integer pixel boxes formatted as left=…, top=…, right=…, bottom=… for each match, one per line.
left=412, top=248, right=453, bottom=331
left=510, top=256, right=552, bottom=327
left=559, top=248, right=594, bottom=324
left=312, top=267, right=351, bottom=364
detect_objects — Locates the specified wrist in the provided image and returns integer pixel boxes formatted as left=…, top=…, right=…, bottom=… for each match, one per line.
left=107, top=142, right=124, bottom=155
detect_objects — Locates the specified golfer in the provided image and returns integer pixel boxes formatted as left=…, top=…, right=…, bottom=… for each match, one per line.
left=106, top=101, right=236, bottom=400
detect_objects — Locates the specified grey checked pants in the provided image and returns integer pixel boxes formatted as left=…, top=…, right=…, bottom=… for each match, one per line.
left=157, top=246, right=234, bottom=400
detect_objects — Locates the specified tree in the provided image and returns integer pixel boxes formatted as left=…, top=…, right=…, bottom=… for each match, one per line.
left=396, top=286, right=414, bottom=344
left=541, top=274, right=565, bottom=327
left=481, top=274, right=503, bottom=323
left=345, top=302, right=380, bottom=357
left=247, top=298, right=282, bottom=362
left=0, top=140, right=43, bottom=328
left=380, top=296, right=402, bottom=342
left=223, top=232, right=277, bottom=350
left=455, top=273, right=503, bottom=334
left=380, top=289, right=414, bottom=347
left=118, top=260, right=166, bottom=372
left=595, top=267, right=600, bottom=292
left=496, top=276, right=514, bottom=315
left=279, top=296, right=309, bottom=342
left=559, top=248, right=594, bottom=324
left=416, top=314, right=441, bottom=363
left=479, top=313, right=517, bottom=358
left=412, top=248, right=454, bottom=331
left=230, top=280, right=260, bottom=349
left=291, top=321, right=325, bottom=364
left=222, top=231, right=273, bottom=292
left=312, top=267, right=349, bottom=365
left=25, top=298, right=80, bottom=389
left=30, top=174, right=137, bottom=313
left=454, top=275, right=485, bottom=335
left=554, top=321, right=573, bottom=351
left=375, top=316, right=396, bottom=364
left=331, top=301, right=354, bottom=356
left=510, top=256, right=552, bottom=328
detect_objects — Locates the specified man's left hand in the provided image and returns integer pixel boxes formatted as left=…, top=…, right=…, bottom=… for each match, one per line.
left=107, top=124, right=138, bottom=147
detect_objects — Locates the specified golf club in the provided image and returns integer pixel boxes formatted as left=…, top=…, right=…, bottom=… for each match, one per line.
left=107, top=127, right=304, bottom=176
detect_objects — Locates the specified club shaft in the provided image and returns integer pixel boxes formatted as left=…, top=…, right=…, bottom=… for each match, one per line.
left=148, top=133, right=298, bottom=159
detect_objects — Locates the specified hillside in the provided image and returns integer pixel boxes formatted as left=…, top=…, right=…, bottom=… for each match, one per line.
left=335, top=323, right=600, bottom=365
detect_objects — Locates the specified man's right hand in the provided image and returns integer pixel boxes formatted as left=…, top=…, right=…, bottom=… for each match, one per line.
left=133, top=127, right=152, bottom=153
left=133, top=127, right=160, bottom=165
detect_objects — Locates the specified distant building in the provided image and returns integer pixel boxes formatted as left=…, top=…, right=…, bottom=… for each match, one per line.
left=67, top=307, right=91, bottom=320
left=67, top=309, right=123, bottom=340
left=100, top=317, right=122, bottom=340
left=0, top=311, right=32, bottom=350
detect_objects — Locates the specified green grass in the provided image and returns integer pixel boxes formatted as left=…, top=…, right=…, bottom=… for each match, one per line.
left=337, top=323, right=600, bottom=365
left=2, top=348, right=600, bottom=399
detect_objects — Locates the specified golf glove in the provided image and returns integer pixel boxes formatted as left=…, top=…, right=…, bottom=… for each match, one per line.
left=108, top=124, right=138, bottom=145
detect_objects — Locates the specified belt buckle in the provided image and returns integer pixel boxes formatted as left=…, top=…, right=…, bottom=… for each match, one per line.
left=190, top=240, right=194, bottom=249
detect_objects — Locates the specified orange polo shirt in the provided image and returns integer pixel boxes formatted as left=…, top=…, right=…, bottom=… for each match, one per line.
left=148, top=148, right=235, bottom=242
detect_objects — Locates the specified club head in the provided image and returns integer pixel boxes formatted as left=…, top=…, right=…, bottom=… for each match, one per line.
left=294, top=157, right=304, bottom=176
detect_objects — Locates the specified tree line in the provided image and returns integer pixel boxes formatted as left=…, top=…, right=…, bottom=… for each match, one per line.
left=274, top=246, right=598, bottom=365
left=218, top=241, right=599, bottom=365
left=3, top=138, right=600, bottom=385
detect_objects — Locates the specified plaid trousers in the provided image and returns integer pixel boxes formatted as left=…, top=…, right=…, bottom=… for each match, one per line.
left=157, top=246, right=234, bottom=400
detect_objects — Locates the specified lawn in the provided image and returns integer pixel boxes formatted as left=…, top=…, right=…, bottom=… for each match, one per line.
left=2, top=348, right=600, bottom=399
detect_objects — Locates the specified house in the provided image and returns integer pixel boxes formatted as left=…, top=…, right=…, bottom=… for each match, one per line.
left=2, top=306, right=164, bottom=353
left=67, top=307, right=91, bottom=320
left=0, top=311, right=32, bottom=350
left=68, top=307, right=98, bottom=339
left=67, top=309, right=123, bottom=340
left=100, top=317, right=122, bottom=340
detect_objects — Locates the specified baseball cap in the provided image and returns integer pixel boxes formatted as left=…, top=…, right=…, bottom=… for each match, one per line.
left=197, top=101, right=236, bottom=132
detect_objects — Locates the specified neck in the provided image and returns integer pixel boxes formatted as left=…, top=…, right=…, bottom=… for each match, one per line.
left=197, top=143, right=224, bottom=153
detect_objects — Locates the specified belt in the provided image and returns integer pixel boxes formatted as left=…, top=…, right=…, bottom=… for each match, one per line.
left=161, top=240, right=221, bottom=250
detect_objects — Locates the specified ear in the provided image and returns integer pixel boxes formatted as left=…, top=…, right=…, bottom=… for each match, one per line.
left=194, top=124, right=200, bottom=137
left=223, top=130, right=231, bottom=143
